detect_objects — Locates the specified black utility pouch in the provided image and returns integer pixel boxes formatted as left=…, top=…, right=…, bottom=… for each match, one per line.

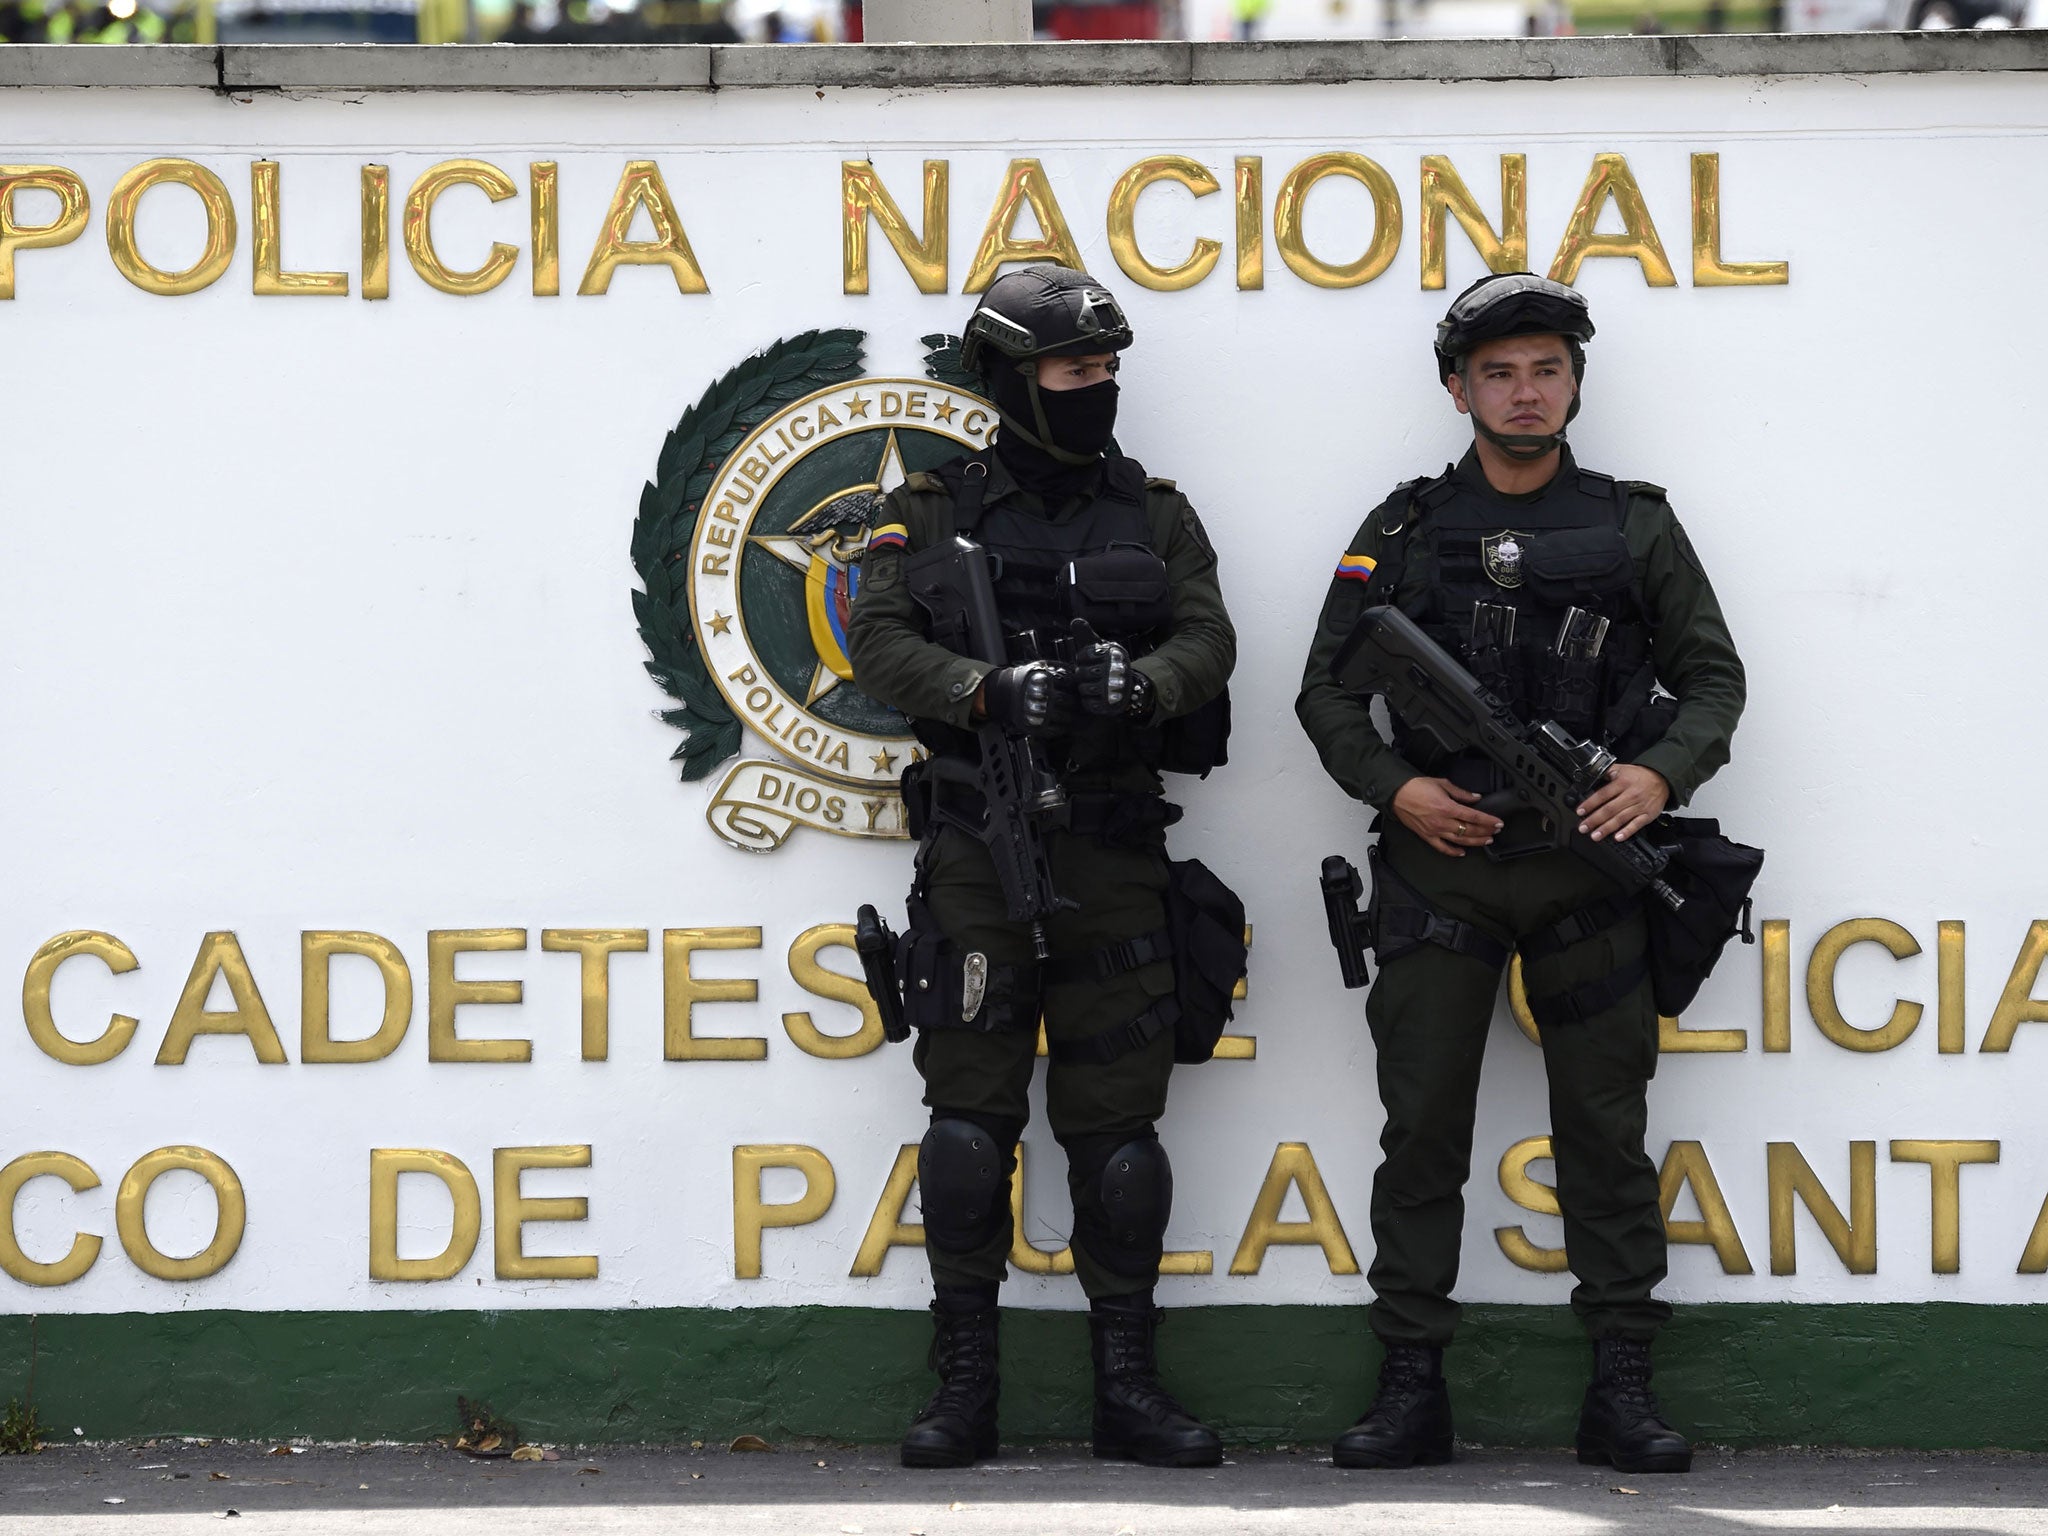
left=1643, top=817, right=1765, bottom=1017
left=1059, top=544, right=1173, bottom=636
left=1158, top=688, right=1231, bottom=777
left=896, top=895, right=967, bottom=1032
left=1522, top=526, right=1633, bottom=605
left=898, top=759, right=934, bottom=840
left=1166, top=858, right=1248, bottom=1064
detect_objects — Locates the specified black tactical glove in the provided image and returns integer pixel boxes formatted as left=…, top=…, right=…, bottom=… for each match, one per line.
left=1072, top=620, right=1156, bottom=722
left=978, top=661, right=1074, bottom=737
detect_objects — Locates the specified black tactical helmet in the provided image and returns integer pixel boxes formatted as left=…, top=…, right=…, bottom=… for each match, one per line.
left=1434, top=272, right=1594, bottom=384
left=960, top=264, right=1134, bottom=378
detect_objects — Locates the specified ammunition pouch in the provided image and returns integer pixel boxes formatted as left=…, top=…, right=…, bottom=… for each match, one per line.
left=1040, top=857, right=1247, bottom=1067
left=1513, top=817, right=1763, bottom=1024
left=1058, top=543, right=1172, bottom=638
left=900, top=758, right=936, bottom=839
left=1156, top=688, right=1232, bottom=777
left=1531, top=648, right=1603, bottom=739
left=1520, top=524, right=1633, bottom=606
left=1163, top=856, right=1248, bottom=1065
left=1642, top=817, right=1764, bottom=1017
left=897, top=893, right=1043, bottom=1036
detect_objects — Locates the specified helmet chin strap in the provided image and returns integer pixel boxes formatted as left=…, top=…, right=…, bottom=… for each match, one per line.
left=994, top=364, right=1099, bottom=468
left=1474, top=420, right=1566, bottom=461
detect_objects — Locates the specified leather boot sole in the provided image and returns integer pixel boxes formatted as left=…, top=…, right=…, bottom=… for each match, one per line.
left=1332, top=1438, right=1453, bottom=1469
left=900, top=1427, right=998, bottom=1469
left=1092, top=1438, right=1223, bottom=1469
left=1575, top=1438, right=1693, bottom=1474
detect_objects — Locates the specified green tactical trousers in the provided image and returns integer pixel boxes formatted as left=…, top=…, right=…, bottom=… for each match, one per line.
left=912, top=821, right=1177, bottom=1301
left=1363, top=819, right=1670, bottom=1345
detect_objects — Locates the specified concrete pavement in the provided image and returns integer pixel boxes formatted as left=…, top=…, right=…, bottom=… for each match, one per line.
left=2, top=1441, right=2046, bottom=1534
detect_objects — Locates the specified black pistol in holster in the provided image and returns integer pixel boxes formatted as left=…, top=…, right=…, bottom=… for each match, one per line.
left=1331, top=605, right=1684, bottom=912
left=1320, top=855, right=1372, bottom=990
left=854, top=903, right=909, bottom=1044
left=901, top=535, right=1075, bottom=959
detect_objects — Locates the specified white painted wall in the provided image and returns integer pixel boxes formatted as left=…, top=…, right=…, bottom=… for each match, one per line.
left=2, top=70, right=2044, bottom=1314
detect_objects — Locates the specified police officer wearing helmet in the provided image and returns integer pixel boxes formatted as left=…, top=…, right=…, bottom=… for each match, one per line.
left=848, top=265, right=1237, bottom=1470
left=1296, top=274, right=1746, bottom=1473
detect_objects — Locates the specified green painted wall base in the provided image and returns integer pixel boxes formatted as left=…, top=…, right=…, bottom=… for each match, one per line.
left=0, top=1303, right=2041, bottom=1450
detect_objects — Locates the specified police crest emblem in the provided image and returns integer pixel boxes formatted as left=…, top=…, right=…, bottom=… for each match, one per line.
left=1481, top=529, right=1531, bottom=589
left=630, top=330, right=995, bottom=851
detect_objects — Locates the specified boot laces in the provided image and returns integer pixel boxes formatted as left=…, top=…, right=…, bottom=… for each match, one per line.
left=1100, top=1312, right=1197, bottom=1424
left=1362, top=1348, right=1436, bottom=1426
left=1601, top=1345, right=1666, bottom=1423
left=920, top=1308, right=996, bottom=1418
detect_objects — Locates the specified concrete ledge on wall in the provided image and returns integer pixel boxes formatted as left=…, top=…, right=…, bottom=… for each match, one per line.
left=0, top=43, right=220, bottom=87
left=1, top=31, right=2046, bottom=92
left=708, top=39, right=1194, bottom=87
left=220, top=42, right=714, bottom=90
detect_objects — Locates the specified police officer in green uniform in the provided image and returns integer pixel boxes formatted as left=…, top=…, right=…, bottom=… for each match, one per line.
left=848, top=265, right=1235, bottom=1471
left=1296, top=274, right=1745, bottom=1474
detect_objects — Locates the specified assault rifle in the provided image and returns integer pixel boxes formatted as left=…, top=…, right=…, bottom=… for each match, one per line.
left=902, top=535, right=1075, bottom=958
left=1331, top=606, right=1684, bottom=913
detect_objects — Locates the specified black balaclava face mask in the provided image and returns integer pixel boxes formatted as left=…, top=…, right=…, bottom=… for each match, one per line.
left=988, top=365, right=1119, bottom=493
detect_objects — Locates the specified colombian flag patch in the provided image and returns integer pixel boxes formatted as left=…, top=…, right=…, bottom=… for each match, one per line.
left=1334, top=552, right=1377, bottom=585
left=867, top=523, right=909, bottom=551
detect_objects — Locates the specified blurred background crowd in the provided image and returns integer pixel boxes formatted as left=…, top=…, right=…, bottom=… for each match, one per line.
left=0, top=0, right=2032, bottom=54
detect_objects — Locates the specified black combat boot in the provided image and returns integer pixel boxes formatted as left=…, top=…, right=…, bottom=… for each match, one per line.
left=900, top=1287, right=1000, bottom=1468
left=1575, top=1337, right=1693, bottom=1474
left=1088, top=1292, right=1223, bottom=1468
left=1331, top=1342, right=1454, bottom=1468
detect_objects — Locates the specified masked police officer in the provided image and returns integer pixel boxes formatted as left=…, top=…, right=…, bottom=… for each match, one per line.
left=1296, top=274, right=1746, bottom=1474
left=848, top=266, right=1236, bottom=1470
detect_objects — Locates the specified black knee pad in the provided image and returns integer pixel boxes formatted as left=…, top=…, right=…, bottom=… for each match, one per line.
left=1069, top=1129, right=1172, bottom=1279
left=918, top=1117, right=1015, bottom=1254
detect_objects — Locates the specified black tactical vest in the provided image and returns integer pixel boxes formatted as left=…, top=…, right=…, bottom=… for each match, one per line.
left=941, top=452, right=1169, bottom=657
left=927, top=450, right=1226, bottom=777
left=1372, top=455, right=1672, bottom=773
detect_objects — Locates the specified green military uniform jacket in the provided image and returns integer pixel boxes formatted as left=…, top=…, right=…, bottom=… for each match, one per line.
left=847, top=453, right=1236, bottom=783
left=1295, top=448, right=1745, bottom=810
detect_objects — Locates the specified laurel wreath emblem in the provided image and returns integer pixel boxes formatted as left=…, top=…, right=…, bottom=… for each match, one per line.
left=629, top=328, right=869, bottom=781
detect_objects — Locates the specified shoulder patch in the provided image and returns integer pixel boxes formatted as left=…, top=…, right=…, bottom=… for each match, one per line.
left=1669, top=518, right=1709, bottom=580
left=1178, top=504, right=1217, bottom=564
